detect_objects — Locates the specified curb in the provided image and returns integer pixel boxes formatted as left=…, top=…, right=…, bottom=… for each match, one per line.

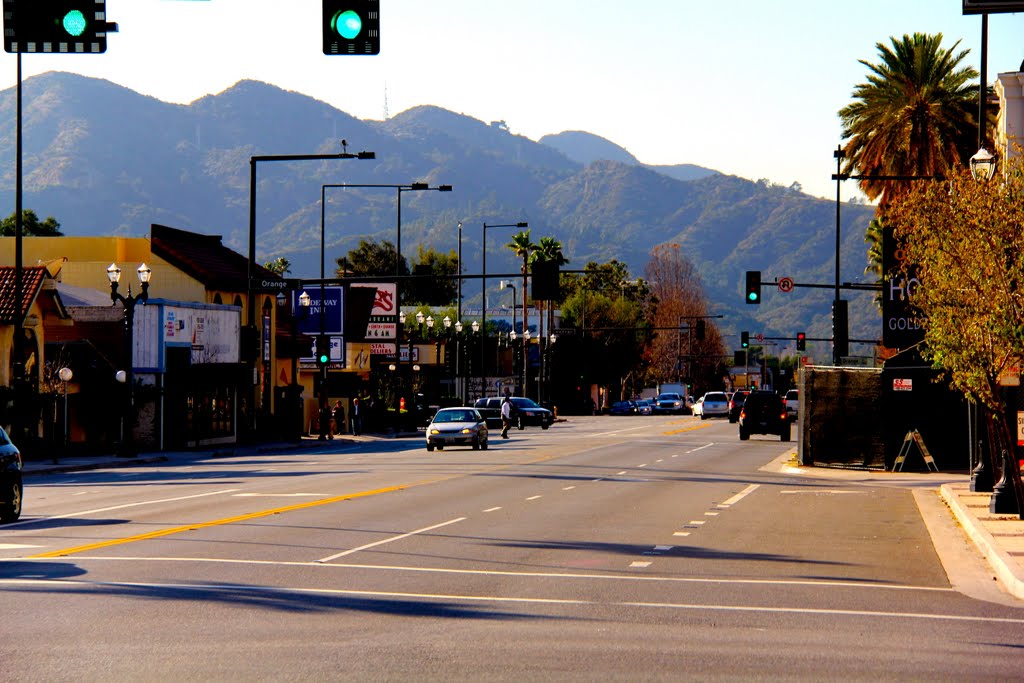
left=940, top=483, right=1024, bottom=601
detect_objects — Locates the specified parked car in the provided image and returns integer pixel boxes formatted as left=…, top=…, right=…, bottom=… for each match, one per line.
left=785, top=389, right=799, bottom=420
left=634, top=399, right=654, bottom=415
left=692, top=391, right=729, bottom=420
left=728, top=390, right=749, bottom=423
left=426, top=407, right=489, bottom=451
left=473, top=397, right=554, bottom=430
left=0, top=425, right=23, bottom=523
left=653, top=393, right=687, bottom=415
left=609, top=400, right=638, bottom=416
left=738, top=391, right=791, bottom=441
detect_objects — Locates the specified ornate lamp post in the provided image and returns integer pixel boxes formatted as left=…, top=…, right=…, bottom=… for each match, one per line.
left=108, top=262, right=152, bottom=457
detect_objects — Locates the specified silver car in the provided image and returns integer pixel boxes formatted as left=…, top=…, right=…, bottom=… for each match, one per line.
left=426, top=407, right=489, bottom=451
left=692, top=391, right=730, bottom=420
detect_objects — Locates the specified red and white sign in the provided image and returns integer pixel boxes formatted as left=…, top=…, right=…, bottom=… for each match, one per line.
left=1017, top=412, right=1024, bottom=447
left=893, top=378, right=913, bottom=392
left=778, top=277, right=794, bottom=293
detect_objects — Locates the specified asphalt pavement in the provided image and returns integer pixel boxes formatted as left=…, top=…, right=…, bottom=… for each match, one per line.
left=18, top=434, right=1024, bottom=602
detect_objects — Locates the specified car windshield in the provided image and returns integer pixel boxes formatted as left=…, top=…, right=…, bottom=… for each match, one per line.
left=656, top=394, right=679, bottom=401
left=511, top=398, right=541, bottom=409
left=433, top=410, right=476, bottom=423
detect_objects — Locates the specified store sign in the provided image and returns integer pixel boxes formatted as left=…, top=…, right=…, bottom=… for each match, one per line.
left=893, top=378, right=913, bottom=392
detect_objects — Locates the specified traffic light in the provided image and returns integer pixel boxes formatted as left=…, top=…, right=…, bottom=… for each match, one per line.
left=3, top=1, right=112, bottom=54
left=322, top=0, right=380, bottom=55
left=741, top=331, right=750, bottom=348
left=695, top=320, right=706, bottom=341
left=316, top=335, right=330, bottom=369
left=796, top=332, right=806, bottom=351
left=833, top=299, right=849, bottom=360
left=744, top=270, right=761, bottom=305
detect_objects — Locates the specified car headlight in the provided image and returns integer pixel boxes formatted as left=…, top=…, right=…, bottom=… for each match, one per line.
left=461, top=428, right=472, bottom=434
left=429, top=428, right=440, bottom=435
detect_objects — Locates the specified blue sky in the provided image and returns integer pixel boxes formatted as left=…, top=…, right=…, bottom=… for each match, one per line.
left=2, top=1, right=1022, bottom=200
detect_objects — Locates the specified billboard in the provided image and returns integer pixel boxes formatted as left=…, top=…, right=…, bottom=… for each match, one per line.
left=962, top=0, right=1024, bottom=14
left=292, top=287, right=344, bottom=336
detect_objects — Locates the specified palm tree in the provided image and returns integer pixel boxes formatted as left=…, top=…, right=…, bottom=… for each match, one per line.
left=839, top=33, right=980, bottom=208
left=507, top=230, right=537, bottom=394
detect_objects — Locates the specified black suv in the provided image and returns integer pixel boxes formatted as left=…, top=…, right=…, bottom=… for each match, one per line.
left=738, top=391, right=791, bottom=442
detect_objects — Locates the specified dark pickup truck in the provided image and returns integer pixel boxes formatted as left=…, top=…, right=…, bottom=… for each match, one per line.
left=473, top=397, right=554, bottom=430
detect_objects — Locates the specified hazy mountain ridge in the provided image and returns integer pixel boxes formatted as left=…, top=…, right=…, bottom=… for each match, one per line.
left=0, top=72, right=879, bottom=355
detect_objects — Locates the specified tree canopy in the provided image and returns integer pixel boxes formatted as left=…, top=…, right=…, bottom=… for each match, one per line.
left=0, top=209, right=63, bottom=236
left=839, top=33, right=981, bottom=208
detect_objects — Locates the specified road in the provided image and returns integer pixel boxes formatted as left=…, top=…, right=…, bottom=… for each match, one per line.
left=2, top=415, right=1023, bottom=681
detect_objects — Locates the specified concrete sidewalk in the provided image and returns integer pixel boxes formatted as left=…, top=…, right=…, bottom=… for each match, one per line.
left=774, top=455, right=1024, bottom=601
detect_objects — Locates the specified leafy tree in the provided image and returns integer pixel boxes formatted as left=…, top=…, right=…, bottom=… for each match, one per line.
left=888, top=154, right=1024, bottom=510
left=264, top=257, right=291, bottom=275
left=405, top=245, right=459, bottom=306
left=839, top=33, right=981, bottom=209
left=340, top=239, right=408, bottom=277
left=558, top=260, right=654, bottom=401
left=644, top=243, right=725, bottom=393
left=0, top=209, right=63, bottom=236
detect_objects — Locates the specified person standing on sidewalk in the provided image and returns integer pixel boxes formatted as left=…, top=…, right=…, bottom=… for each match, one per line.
left=501, top=395, right=513, bottom=439
left=332, top=400, right=345, bottom=435
left=350, top=397, right=362, bottom=436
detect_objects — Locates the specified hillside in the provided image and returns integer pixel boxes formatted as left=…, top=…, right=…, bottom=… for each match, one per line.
left=0, top=71, right=879, bottom=358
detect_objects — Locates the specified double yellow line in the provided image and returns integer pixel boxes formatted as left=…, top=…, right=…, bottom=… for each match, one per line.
left=30, top=484, right=409, bottom=559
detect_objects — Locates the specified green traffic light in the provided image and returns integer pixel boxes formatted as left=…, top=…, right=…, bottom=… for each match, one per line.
left=62, top=10, right=88, bottom=38
left=331, top=10, right=363, bottom=40
left=747, top=291, right=759, bottom=302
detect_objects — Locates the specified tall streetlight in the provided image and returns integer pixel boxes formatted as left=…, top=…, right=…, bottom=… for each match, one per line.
left=501, top=280, right=517, bottom=334
left=457, top=221, right=464, bottom=325
left=317, top=181, right=450, bottom=278
left=247, top=142, right=375, bottom=440
left=108, top=262, right=152, bottom=457
left=481, top=221, right=528, bottom=389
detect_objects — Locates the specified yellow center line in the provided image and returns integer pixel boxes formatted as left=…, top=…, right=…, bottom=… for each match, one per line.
left=29, top=483, right=415, bottom=559
left=661, top=423, right=714, bottom=436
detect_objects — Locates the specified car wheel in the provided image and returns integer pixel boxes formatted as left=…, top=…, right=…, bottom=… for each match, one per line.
left=481, top=438, right=488, bottom=450
left=472, top=438, right=480, bottom=450
left=426, top=443, right=434, bottom=452
left=781, top=427, right=791, bottom=442
left=699, top=413, right=706, bottom=420
left=541, top=423, right=549, bottom=430
left=436, top=445, right=444, bottom=451
left=517, top=417, right=525, bottom=430
left=0, top=475, right=22, bottom=523
left=739, top=426, right=749, bottom=441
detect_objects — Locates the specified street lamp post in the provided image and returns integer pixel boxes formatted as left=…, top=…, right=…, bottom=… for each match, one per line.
left=322, top=182, right=453, bottom=276
left=247, top=143, right=375, bottom=440
left=58, top=366, right=72, bottom=460
left=482, top=221, right=528, bottom=391
left=108, top=262, right=152, bottom=457
left=501, top=280, right=517, bottom=334
left=457, top=222, right=464, bottom=324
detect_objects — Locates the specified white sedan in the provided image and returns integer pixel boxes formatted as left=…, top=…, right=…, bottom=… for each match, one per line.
left=692, top=391, right=730, bottom=420
left=426, top=408, right=489, bottom=451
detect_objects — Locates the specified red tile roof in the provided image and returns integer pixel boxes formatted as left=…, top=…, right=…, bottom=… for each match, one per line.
left=0, top=266, right=46, bottom=324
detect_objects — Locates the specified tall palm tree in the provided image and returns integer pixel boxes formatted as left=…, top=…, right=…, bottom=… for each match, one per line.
left=839, top=32, right=980, bottom=208
left=507, top=230, right=537, bottom=394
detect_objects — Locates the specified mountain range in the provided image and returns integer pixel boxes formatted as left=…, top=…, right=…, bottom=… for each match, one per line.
left=0, top=71, right=879, bottom=359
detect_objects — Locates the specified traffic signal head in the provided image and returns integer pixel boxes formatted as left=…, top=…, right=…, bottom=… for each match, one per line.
left=316, top=336, right=330, bottom=368
left=796, top=332, right=806, bottom=351
left=695, top=320, right=706, bottom=341
left=741, top=331, right=750, bottom=348
left=323, top=0, right=380, bottom=55
left=3, top=2, right=111, bottom=54
left=745, top=271, right=761, bottom=305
